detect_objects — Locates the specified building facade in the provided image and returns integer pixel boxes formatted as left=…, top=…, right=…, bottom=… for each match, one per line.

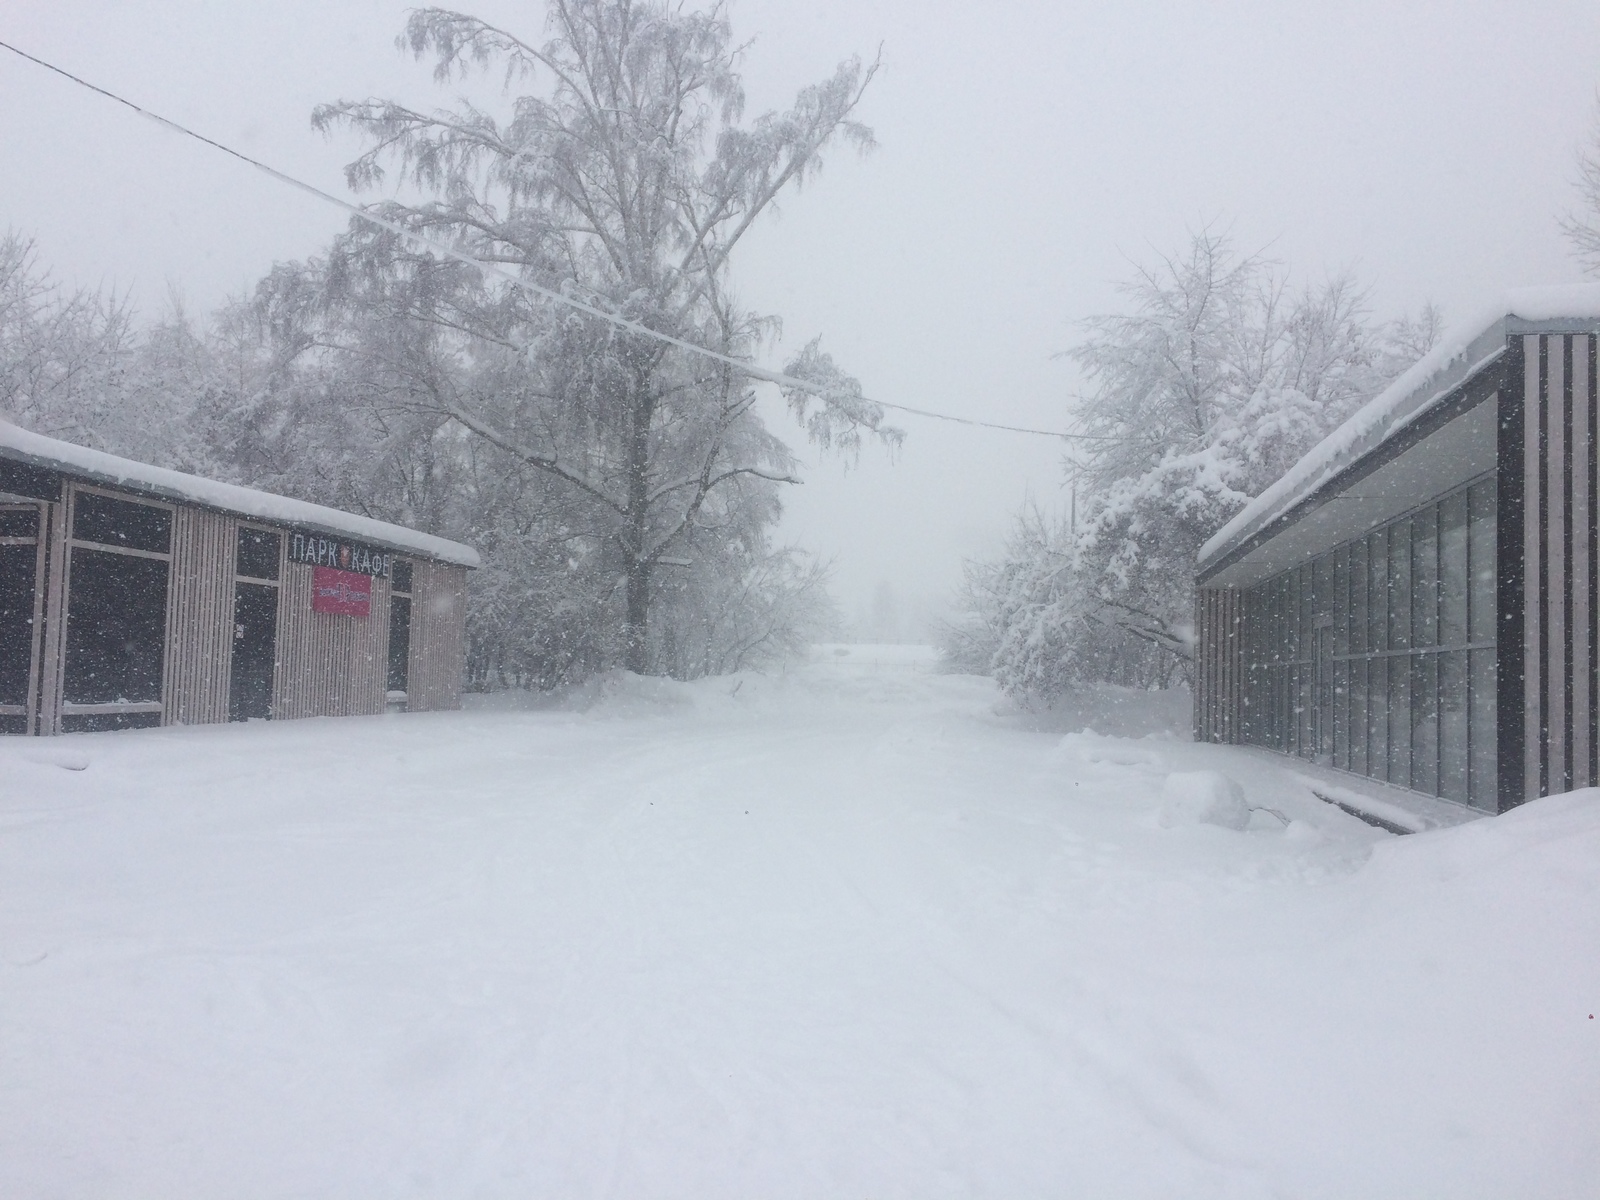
left=0, top=422, right=477, bottom=736
left=1194, top=288, right=1600, bottom=814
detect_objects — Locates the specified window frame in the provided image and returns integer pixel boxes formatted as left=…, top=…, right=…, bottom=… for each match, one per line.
left=58, top=485, right=174, bottom=724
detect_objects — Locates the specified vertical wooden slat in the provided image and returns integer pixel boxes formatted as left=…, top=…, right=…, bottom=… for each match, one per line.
left=406, top=560, right=466, bottom=712
left=1548, top=337, right=1568, bottom=790
left=272, top=558, right=391, bottom=720
left=36, top=495, right=68, bottom=736
left=1572, top=337, right=1592, bottom=787
left=1194, top=586, right=1245, bottom=745
left=163, top=507, right=235, bottom=725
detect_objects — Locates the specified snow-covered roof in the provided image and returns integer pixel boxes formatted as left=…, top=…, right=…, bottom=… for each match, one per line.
left=0, top=419, right=481, bottom=569
left=1199, top=283, right=1600, bottom=572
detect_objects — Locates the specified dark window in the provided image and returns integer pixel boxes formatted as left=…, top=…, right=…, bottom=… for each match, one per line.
left=73, top=492, right=171, bottom=554
left=1238, top=476, right=1497, bottom=808
left=1468, top=481, right=1496, bottom=645
left=387, top=595, right=412, bottom=692
left=1439, top=491, right=1469, bottom=646
left=0, top=507, right=39, bottom=537
left=63, top=548, right=168, bottom=704
left=0, top=459, right=61, bottom=503
left=236, top=527, right=281, bottom=580
left=1, top=541, right=38, bottom=707
left=391, top=558, right=413, bottom=594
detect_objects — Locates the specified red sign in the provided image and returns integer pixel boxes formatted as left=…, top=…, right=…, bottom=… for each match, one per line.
left=312, top=566, right=372, bottom=617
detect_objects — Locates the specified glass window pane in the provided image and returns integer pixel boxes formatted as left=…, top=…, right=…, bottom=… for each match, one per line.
left=1333, top=658, right=1349, bottom=768
left=1389, top=519, right=1411, bottom=651
left=1, top=542, right=38, bottom=707
left=1413, top=506, right=1438, bottom=648
left=236, top=527, right=281, bottom=581
left=391, top=559, right=414, bottom=594
left=1369, top=529, right=1388, bottom=651
left=1351, top=538, right=1368, bottom=654
left=0, top=508, right=38, bottom=538
left=63, top=547, right=168, bottom=704
left=72, top=492, right=171, bottom=555
left=1440, top=490, right=1469, bottom=646
left=1350, top=657, right=1369, bottom=777
left=1440, top=650, right=1469, bottom=802
left=1370, top=656, right=1389, bottom=781
left=1412, top=653, right=1438, bottom=795
left=1469, top=481, right=1497, bottom=645
left=1389, top=651, right=1412, bottom=788
left=1469, top=648, right=1498, bottom=810
left=1333, top=547, right=1349, bottom=657
left=387, top=595, right=412, bottom=692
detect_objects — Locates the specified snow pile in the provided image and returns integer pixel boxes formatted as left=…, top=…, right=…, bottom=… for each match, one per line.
left=1157, top=769, right=1251, bottom=829
left=1, top=655, right=1595, bottom=1197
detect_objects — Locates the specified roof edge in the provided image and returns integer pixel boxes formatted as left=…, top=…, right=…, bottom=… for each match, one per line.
left=0, top=420, right=481, bottom=570
left=1199, top=283, right=1600, bottom=570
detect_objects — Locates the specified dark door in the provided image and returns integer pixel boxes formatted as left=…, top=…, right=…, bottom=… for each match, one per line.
left=229, top=582, right=278, bottom=721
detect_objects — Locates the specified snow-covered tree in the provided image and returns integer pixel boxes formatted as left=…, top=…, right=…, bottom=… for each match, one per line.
left=310, top=1, right=893, bottom=671
left=1562, top=97, right=1600, bottom=274
left=955, top=231, right=1439, bottom=704
left=0, top=232, right=140, bottom=445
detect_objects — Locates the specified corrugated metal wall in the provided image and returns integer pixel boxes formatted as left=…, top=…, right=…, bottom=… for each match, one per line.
left=272, top=560, right=391, bottom=720
left=1519, top=332, right=1599, bottom=799
left=407, top=560, right=466, bottom=712
left=163, top=507, right=236, bottom=725
left=1193, top=587, right=1245, bottom=743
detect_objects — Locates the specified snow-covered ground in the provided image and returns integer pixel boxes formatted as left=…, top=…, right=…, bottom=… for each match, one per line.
left=3, top=647, right=1597, bottom=1198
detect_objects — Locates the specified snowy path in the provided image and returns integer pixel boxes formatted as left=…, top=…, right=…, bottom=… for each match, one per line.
left=2, top=650, right=1597, bottom=1198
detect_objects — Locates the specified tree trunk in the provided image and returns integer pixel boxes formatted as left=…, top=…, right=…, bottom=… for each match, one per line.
left=622, top=371, right=654, bottom=674
left=624, top=558, right=650, bottom=673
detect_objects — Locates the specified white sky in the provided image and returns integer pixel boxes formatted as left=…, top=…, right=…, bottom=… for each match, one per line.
left=4, top=0, right=1599, bottom=627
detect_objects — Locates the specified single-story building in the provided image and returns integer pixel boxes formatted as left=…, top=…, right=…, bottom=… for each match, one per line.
left=1194, top=285, right=1600, bottom=814
left=0, top=420, right=478, bottom=736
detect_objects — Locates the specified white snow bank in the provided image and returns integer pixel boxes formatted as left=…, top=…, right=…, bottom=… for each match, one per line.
left=1010, top=682, right=1192, bottom=740
left=1, top=655, right=1594, bottom=1197
left=1201, top=283, right=1600, bottom=568
left=0, top=418, right=480, bottom=567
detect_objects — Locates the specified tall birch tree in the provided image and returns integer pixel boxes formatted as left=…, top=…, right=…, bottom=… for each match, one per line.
left=313, top=1, right=891, bottom=671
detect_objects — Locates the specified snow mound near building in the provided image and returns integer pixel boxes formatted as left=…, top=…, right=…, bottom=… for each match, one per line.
left=1157, top=770, right=1252, bottom=829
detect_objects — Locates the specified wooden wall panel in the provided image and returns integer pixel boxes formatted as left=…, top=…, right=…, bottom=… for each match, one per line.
left=1194, top=586, right=1245, bottom=744
left=36, top=496, right=68, bottom=736
left=1520, top=333, right=1600, bottom=800
left=163, top=507, right=235, bottom=725
left=407, top=560, right=466, bottom=712
left=271, top=560, right=390, bottom=720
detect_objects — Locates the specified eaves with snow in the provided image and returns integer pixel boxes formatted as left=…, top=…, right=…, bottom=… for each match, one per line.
left=1197, top=283, right=1600, bottom=587
left=0, top=419, right=481, bottom=569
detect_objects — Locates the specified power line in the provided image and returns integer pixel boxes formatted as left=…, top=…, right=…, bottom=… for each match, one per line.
left=0, top=38, right=1113, bottom=443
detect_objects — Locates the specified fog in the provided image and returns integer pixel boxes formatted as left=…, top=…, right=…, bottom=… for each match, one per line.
left=4, top=0, right=1597, bottom=629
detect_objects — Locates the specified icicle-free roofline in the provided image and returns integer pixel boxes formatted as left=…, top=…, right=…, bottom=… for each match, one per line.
left=1198, top=283, right=1600, bottom=570
left=0, top=419, right=481, bottom=569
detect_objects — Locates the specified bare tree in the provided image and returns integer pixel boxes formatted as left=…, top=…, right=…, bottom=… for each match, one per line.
left=1562, top=97, right=1600, bottom=274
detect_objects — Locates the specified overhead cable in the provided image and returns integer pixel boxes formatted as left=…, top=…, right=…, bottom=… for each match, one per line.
left=0, top=38, right=1113, bottom=442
